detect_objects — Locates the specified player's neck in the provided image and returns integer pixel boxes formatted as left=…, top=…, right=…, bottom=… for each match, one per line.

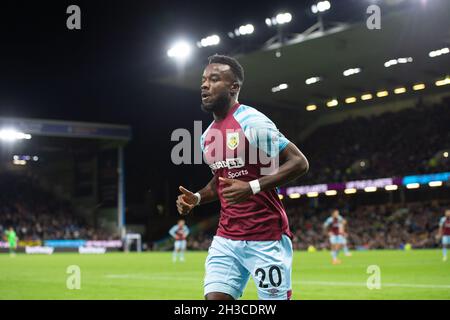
left=213, top=99, right=238, bottom=121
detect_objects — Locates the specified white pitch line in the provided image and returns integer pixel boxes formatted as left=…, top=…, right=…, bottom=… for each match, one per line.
left=104, top=274, right=450, bottom=290
left=295, top=280, right=450, bottom=289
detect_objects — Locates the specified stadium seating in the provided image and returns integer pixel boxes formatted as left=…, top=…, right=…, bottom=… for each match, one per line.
left=186, top=199, right=449, bottom=251
left=298, top=100, right=450, bottom=184
left=0, top=173, right=112, bottom=241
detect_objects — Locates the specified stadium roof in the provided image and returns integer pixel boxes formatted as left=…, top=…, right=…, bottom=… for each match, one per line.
left=0, top=117, right=132, bottom=159
left=0, top=117, right=132, bottom=142
left=157, top=1, right=450, bottom=113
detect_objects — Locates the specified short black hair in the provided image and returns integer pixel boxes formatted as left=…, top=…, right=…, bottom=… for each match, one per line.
left=208, top=54, right=244, bottom=85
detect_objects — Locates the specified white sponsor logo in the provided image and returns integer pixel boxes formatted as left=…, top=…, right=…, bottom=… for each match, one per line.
left=25, top=246, right=54, bottom=255
left=209, top=157, right=244, bottom=171
left=85, top=240, right=122, bottom=248
left=228, top=169, right=248, bottom=179
left=78, top=246, right=107, bottom=254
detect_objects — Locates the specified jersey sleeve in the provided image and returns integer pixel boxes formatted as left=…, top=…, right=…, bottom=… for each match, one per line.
left=168, top=225, right=177, bottom=238
left=323, top=217, right=332, bottom=228
left=439, top=217, right=446, bottom=227
left=234, top=105, right=290, bottom=157
left=200, top=121, right=215, bottom=153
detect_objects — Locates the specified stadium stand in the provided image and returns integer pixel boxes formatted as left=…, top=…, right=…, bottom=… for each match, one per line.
left=187, top=199, right=449, bottom=251
left=0, top=172, right=114, bottom=241
left=298, top=98, right=450, bottom=184
left=286, top=200, right=449, bottom=251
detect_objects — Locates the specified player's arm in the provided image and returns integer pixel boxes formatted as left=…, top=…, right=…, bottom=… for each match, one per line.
left=436, top=218, right=445, bottom=239
left=259, top=142, right=309, bottom=192
left=221, top=142, right=308, bottom=205
left=196, top=175, right=219, bottom=205
left=176, top=175, right=219, bottom=215
left=341, top=219, right=347, bottom=235
left=323, top=221, right=331, bottom=236
left=436, top=225, right=443, bottom=239
left=168, top=226, right=177, bottom=238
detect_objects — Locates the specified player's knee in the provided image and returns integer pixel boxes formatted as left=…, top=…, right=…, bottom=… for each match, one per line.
left=205, top=292, right=234, bottom=300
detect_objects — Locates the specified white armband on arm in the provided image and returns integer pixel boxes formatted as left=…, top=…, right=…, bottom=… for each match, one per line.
left=249, top=179, right=261, bottom=195
left=194, top=192, right=201, bottom=206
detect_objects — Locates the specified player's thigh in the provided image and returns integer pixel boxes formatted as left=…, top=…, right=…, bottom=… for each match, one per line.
left=443, top=236, right=450, bottom=246
left=336, top=236, right=344, bottom=248
left=174, top=241, right=181, bottom=250
left=204, top=237, right=250, bottom=300
left=330, top=236, right=343, bottom=247
left=245, top=235, right=293, bottom=300
left=329, top=236, right=336, bottom=245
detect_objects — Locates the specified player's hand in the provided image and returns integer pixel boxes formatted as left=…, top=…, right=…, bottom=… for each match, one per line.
left=219, top=177, right=253, bottom=205
left=176, top=186, right=198, bottom=215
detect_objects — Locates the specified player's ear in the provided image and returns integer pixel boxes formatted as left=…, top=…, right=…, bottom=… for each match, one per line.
left=230, top=82, right=240, bottom=97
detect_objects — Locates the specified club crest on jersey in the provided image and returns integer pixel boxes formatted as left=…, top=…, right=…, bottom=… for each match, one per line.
left=226, top=132, right=239, bottom=150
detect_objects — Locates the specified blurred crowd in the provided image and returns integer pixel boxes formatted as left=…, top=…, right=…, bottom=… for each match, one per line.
left=0, top=173, right=111, bottom=241
left=298, top=101, right=450, bottom=184
left=287, top=200, right=448, bottom=250
left=187, top=200, right=448, bottom=251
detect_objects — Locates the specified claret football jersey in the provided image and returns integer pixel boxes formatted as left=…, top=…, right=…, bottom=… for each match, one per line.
left=324, top=216, right=344, bottom=235
left=439, top=216, right=450, bottom=236
left=200, top=102, right=293, bottom=241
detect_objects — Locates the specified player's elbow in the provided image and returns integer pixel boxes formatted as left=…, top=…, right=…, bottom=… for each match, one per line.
left=294, top=154, right=309, bottom=177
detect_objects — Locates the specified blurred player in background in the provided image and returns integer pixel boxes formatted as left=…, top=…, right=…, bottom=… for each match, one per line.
left=4, top=226, right=18, bottom=256
left=341, top=219, right=352, bottom=257
left=176, top=55, right=309, bottom=300
left=169, top=219, right=190, bottom=262
left=323, top=209, right=347, bottom=264
left=436, top=209, right=450, bottom=262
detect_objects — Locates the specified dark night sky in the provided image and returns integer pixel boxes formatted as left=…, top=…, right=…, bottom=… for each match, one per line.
left=0, top=0, right=368, bottom=212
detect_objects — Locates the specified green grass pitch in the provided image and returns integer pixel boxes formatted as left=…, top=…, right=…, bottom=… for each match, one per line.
left=1, top=249, right=449, bottom=299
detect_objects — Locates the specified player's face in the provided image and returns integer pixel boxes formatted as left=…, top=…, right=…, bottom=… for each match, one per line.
left=446, top=210, right=450, bottom=217
left=200, top=64, right=236, bottom=113
left=178, top=220, right=185, bottom=227
left=332, top=210, right=339, bottom=218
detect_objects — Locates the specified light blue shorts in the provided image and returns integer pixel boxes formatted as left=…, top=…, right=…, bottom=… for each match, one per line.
left=329, top=235, right=345, bottom=245
left=174, top=240, right=187, bottom=251
left=442, top=236, right=450, bottom=245
left=204, top=235, right=293, bottom=300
